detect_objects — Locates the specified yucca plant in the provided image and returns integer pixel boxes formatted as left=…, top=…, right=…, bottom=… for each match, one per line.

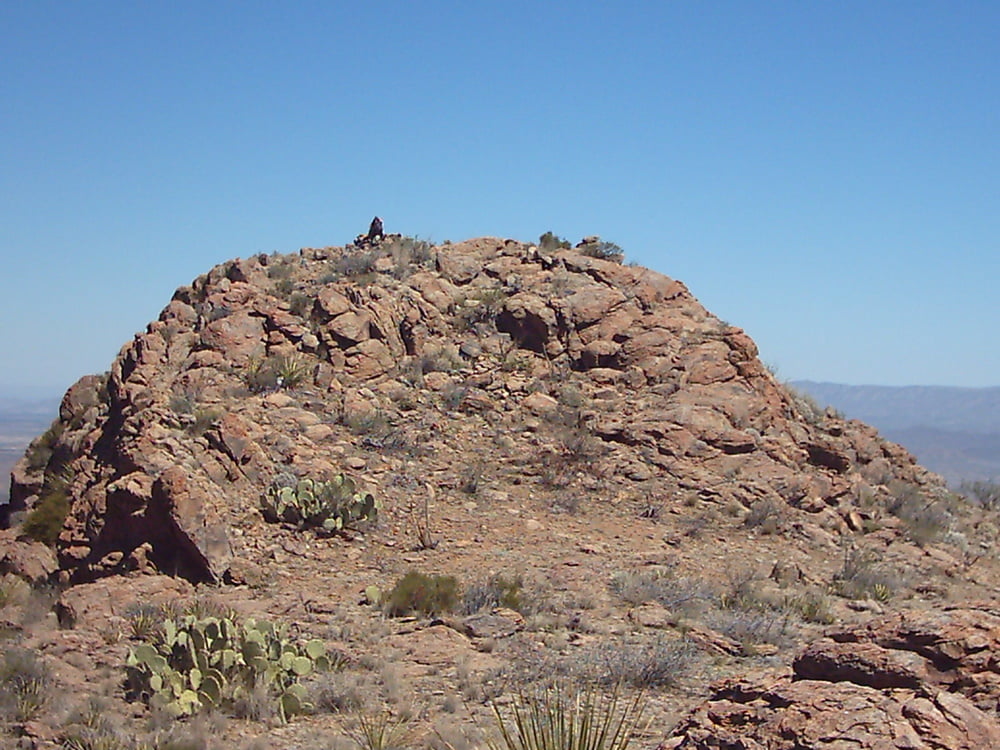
left=488, top=684, right=645, bottom=750
left=345, top=710, right=415, bottom=750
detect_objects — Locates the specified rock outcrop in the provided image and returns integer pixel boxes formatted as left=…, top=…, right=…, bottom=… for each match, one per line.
left=664, top=604, right=1000, bottom=748
left=5, top=236, right=946, bottom=584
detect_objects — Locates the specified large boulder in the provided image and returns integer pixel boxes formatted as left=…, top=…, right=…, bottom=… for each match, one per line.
left=664, top=606, right=1000, bottom=748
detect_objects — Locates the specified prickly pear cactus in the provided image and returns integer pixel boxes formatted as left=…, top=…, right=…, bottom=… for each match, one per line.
left=125, top=611, right=332, bottom=722
left=260, top=474, right=380, bottom=533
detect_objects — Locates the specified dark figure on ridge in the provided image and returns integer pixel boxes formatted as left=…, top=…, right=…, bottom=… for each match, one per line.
left=366, top=216, right=384, bottom=243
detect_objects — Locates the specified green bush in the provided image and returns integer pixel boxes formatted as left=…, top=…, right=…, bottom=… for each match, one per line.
left=384, top=571, right=459, bottom=617
left=21, top=489, right=70, bottom=546
left=25, top=420, right=63, bottom=471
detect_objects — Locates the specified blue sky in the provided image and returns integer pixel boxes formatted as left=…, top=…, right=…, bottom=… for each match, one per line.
left=1, top=2, right=997, bottom=393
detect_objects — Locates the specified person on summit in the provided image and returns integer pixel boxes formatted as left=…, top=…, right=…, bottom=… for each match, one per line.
left=366, top=216, right=385, bottom=243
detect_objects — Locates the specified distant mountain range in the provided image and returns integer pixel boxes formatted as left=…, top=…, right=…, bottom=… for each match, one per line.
left=0, top=395, right=59, bottom=503
left=791, top=381, right=1000, bottom=486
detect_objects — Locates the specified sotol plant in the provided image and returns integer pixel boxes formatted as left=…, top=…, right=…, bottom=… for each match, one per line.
left=125, top=613, right=331, bottom=721
left=260, top=476, right=379, bottom=533
left=489, top=684, right=646, bottom=750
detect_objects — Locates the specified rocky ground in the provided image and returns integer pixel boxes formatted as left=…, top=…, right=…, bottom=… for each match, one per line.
left=2, top=235, right=999, bottom=749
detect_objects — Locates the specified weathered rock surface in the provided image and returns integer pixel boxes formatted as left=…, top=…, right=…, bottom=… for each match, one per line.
left=3, top=237, right=947, bottom=585
left=663, top=675, right=1000, bottom=749
left=664, top=606, right=1000, bottom=748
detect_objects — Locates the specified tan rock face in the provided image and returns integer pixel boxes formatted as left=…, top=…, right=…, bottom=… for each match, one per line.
left=664, top=675, right=1000, bottom=749
left=4, top=238, right=945, bottom=586
left=665, top=605, right=1000, bottom=748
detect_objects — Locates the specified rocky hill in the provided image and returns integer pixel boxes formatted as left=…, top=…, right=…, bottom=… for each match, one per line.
left=2, top=236, right=998, bottom=749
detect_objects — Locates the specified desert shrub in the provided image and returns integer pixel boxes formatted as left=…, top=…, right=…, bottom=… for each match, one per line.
left=575, top=637, right=694, bottom=689
left=742, top=497, right=785, bottom=534
left=307, top=667, right=370, bottom=714
left=21, top=487, right=70, bottom=546
left=245, top=354, right=311, bottom=393
left=267, top=260, right=294, bottom=280
left=576, top=239, right=624, bottom=262
left=887, top=482, right=951, bottom=545
left=440, top=383, right=470, bottom=411
left=332, top=250, right=380, bottom=278
left=712, top=573, right=792, bottom=651
left=710, top=608, right=789, bottom=652
left=788, top=590, right=836, bottom=625
left=462, top=574, right=524, bottom=615
left=419, top=345, right=464, bottom=374
left=489, top=684, right=644, bottom=750
left=538, top=232, right=571, bottom=252
left=386, top=236, right=434, bottom=279
left=782, top=384, right=832, bottom=425
left=169, top=392, right=196, bottom=415
left=25, top=420, right=63, bottom=471
left=288, top=291, right=313, bottom=317
left=959, top=480, right=1000, bottom=510
left=832, top=545, right=895, bottom=601
left=187, top=407, right=223, bottom=436
left=456, top=288, right=507, bottom=330
left=0, top=576, right=29, bottom=610
left=609, top=568, right=711, bottom=611
left=0, top=647, right=49, bottom=723
left=384, top=571, right=459, bottom=617
left=343, top=408, right=392, bottom=437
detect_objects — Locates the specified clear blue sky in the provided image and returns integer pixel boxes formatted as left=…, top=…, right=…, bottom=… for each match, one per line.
left=2, top=2, right=997, bottom=394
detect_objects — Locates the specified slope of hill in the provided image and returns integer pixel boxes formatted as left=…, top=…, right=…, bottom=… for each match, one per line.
left=2, top=236, right=999, bottom=748
left=792, top=380, right=1000, bottom=484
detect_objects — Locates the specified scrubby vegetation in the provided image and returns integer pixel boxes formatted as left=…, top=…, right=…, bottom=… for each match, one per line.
left=125, top=608, right=331, bottom=721
left=489, top=684, right=645, bottom=750
left=260, top=475, right=379, bottom=534
left=384, top=571, right=459, bottom=617
left=245, top=353, right=311, bottom=393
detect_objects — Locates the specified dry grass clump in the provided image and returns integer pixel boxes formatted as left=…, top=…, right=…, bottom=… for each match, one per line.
left=609, top=568, right=711, bottom=613
left=886, top=482, right=954, bottom=546
left=831, top=545, right=895, bottom=602
left=0, top=647, right=49, bottom=723
left=462, top=574, right=525, bottom=615
left=573, top=637, right=697, bottom=689
left=308, top=669, right=374, bottom=714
